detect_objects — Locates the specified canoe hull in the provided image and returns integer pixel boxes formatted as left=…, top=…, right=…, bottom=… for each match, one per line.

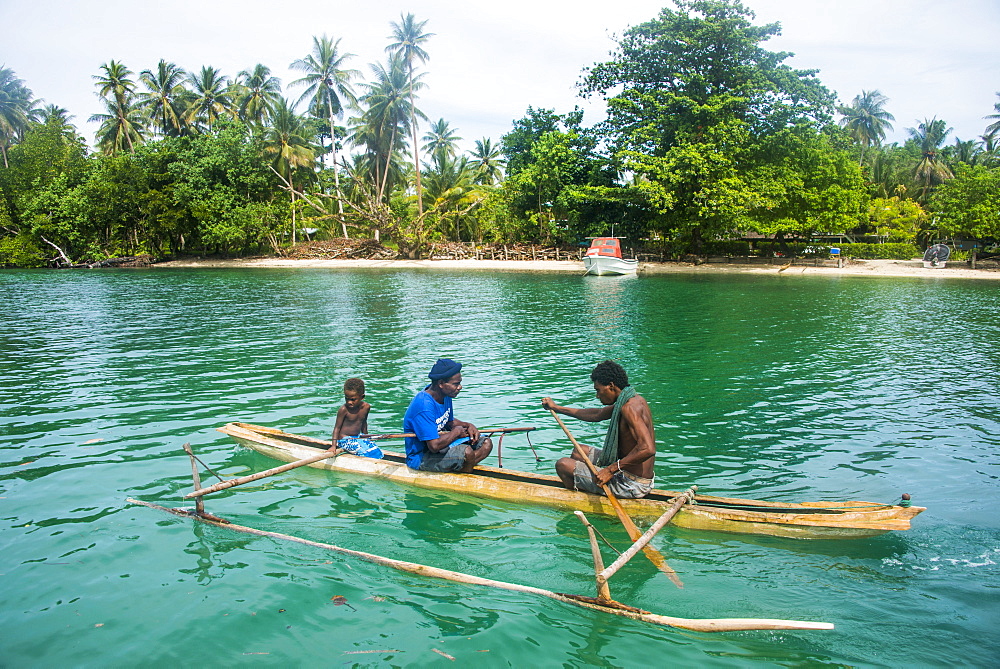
left=218, top=423, right=924, bottom=539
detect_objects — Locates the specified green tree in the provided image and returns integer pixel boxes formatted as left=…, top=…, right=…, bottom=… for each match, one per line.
left=38, top=104, right=74, bottom=130
left=0, top=113, right=89, bottom=263
left=867, top=196, right=927, bottom=242
left=263, top=99, right=317, bottom=243
left=185, top=66, right=234, bottom=132
left=500, top=107, right=624, bottom=242
left=501, top=107, right=577, bottom=176
left=469, top=138, right=504, bottom=186
left=944, top=137, right=983, bottom=169
left=932, top=164, right=1000, bottom=241
left=170, top=120, right=282, bottom=255
left=235, top=64, right=282, bottom=127
left=91, top=61, right=142, bottom=153
left=351, top=55, right=423, bottom=202
left=139, top=60, right=188, bottom=137
left=907, top=117, right=953, bottom=202
left=984, top=92, right=1000, bottom=140
left=90, top=98, right=145, bottom=155
left=838, top=90, right=895, bottom=163
left=581, top=0, right=837, bottom=251
left=422, top=118, right=461, bottom=162
left=386, top=13, right=433, bottom=214
left=289, top=36, right=359, bottom=237
left=748, top=124, right=867, bottom=240
left=0, top=67, right=39, bottom=167
left=421, top=151, right=483, bottom=241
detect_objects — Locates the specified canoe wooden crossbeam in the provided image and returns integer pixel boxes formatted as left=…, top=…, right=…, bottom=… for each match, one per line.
left=215, top=422, right=925, bottom=540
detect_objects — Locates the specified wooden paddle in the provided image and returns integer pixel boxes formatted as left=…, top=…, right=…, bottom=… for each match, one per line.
left=549, top=409, right=683, bottom=588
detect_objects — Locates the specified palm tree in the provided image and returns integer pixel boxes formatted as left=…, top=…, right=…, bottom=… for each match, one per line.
left=984, top=92, right=1000, bottom=140
left=93, top=60, right=136, bottom=108
left=90, top=97, right=145, bottom=155
left=866, top=146, right=906, bottom=199
left=422, top=151, right=481, bottom=240
left=979, top=134, right=1000, bottom=167
left=838, top=90, right=895, bottom=163
left=352, top=54, right=424, bottom=201
left=422, top=118, right=461, bottom=162
left=236, top=63, right=282, bottom=127
left=945, top=138, right=981, bottom=168
left=38, top=104, right=72, bottom=126
left=386, top=13, right=434, bottom=213
left=469, top=137, right=504, bottom=185
left=289, top=36, right=360, bottom=237
left=263, top=98, right=317, bottom=244
left=907, top=117, right=953, bottom=202
left=93, top=61, right=140, bottom=151
left=0, top=66, right=39, bottom=167
left=138, top=60, right=188, bottom=137
left=38, top=104, right=78, bottom=139
left=185, top=66, right=234, bottom=132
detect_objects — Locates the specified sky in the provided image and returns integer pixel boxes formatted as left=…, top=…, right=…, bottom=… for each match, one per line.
left=2, top=0, right=998, bottom=154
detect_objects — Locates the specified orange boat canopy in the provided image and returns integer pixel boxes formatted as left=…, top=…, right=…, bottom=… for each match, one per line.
left=585, top=238, right=623, bottom=259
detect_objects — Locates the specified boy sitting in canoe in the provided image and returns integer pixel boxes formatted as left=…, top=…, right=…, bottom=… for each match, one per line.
left=402, top=358, right=493, bottom=472
left=542, top=360, right=655, bottom=498
left=331, top=378, right=381, bottom=458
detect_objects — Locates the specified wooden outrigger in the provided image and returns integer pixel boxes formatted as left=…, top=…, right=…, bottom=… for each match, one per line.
left=129, top=496, right=834, bottom=633
left=213, top=422, right=923, bottom=539
left=139, top=434, right=839, bottom=633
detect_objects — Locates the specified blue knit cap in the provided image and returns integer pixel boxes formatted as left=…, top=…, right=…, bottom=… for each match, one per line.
left=428, top=358, right=462, bottom=380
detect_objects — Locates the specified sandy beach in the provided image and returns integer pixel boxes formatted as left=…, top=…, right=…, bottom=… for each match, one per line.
left=153, top=256, right=1000, bottom=280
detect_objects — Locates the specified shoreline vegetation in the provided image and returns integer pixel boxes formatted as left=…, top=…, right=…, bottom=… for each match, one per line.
left=150, top=243, right=1000, bottom=280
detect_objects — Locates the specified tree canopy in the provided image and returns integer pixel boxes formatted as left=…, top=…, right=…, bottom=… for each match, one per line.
left=1, top=2, right=998, bottom=267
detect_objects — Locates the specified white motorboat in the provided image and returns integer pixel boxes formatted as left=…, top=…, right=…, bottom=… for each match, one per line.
left=583, top=237, right=639, bottom=275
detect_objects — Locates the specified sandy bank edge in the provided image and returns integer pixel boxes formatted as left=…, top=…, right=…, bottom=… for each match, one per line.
left=151, top=256, right=1000, bottom=280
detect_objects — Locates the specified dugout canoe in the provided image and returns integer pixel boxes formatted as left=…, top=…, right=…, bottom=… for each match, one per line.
left=217, top=422, right=924, bottom=539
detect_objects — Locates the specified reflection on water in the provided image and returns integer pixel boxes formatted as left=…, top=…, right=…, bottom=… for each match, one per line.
left=2, top=268, right=999, bottom=666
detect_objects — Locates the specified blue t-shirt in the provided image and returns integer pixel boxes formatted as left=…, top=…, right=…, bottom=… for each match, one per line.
left=402, top=389, right=454, bottom=469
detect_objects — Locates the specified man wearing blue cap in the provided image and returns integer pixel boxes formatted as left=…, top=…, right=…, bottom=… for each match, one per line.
left=402, top=358, right=493, bottom=472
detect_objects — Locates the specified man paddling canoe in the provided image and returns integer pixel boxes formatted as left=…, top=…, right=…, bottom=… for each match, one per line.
left=542, top=360, right=655, bottom=498
left=403, top=358, right=493, bottom=472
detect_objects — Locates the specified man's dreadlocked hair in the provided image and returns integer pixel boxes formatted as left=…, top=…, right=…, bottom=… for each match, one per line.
left=590, top=360, right=629, bottom=388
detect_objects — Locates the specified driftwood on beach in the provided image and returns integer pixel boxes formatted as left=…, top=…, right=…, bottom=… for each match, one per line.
left=57, top=254, right=157, bottom=269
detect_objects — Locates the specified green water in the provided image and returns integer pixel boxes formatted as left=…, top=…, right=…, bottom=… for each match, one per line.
left=2, top=268, right=998, bottom=667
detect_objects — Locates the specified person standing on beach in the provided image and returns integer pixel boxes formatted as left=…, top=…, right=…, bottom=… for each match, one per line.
left=542, top=360, right=656, bottom=498
left=402, top=358, right=493, bottom=472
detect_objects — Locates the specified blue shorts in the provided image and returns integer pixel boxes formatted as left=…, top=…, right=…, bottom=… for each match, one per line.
left=337, top=437, right=383, bottom=459
left=418, top=440, right=469, bottom=472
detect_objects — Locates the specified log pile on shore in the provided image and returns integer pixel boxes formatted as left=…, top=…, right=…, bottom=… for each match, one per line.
left=428, top=242, right=584, bottom=261
left=283, top=239, right=586, bottom=261
left=284, top=239, right=397, bottom=260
